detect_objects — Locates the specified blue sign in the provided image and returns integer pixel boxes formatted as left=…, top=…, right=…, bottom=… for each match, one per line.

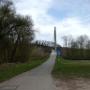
left=56, top=47, right=61, bottom=56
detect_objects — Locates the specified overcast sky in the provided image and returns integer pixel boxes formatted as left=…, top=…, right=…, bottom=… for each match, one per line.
left=14, top=0, right=90, bottom=45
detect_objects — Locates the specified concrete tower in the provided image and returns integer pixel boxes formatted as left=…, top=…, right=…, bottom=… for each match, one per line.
left=54, top=26, right=57, bottom=50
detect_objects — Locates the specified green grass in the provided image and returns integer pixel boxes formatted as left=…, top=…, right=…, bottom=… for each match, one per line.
left=53, top=57, right=90, bottom=78
left=0, top=58, right=47, bottom=82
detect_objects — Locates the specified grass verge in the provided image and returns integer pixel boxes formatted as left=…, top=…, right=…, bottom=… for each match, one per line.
left=52, top=57, right=90, bottom=78
left=0, top=58, right=47, bottom=82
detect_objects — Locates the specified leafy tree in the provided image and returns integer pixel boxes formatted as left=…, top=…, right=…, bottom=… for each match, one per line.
left=0, top=0, right=34, bottom=63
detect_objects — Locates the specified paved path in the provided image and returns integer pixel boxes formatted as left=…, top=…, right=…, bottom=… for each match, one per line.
left=0, top=50, right=57, bottom=90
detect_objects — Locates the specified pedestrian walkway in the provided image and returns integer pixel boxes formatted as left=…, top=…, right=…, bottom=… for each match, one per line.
left=0, top=50, right=57, bottom=90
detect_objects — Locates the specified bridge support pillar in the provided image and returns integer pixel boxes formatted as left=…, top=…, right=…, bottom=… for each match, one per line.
left=54, top=26, right=57, bottom=50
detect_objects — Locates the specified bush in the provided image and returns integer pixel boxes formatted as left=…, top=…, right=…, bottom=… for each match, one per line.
left=61, top=48, right=90, bottom=60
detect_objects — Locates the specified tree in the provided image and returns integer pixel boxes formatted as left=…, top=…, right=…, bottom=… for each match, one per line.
left=70, top=40, right=78, bottom=48
left=86, top=40, right=90, bottom=49
left=62, top=35, right=73, bottom=47
left=0, top=0, right=15, bottom=63
left=10, top=15, right=34, bottom=62
left=0, top=0, right=15, bottom=43
left=76, top=35, right=89, bottom=49
left=0, top=0, right=34, bottom=63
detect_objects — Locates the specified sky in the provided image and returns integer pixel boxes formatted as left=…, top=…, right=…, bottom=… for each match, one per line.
left=14, top=0, right=90, bottom=45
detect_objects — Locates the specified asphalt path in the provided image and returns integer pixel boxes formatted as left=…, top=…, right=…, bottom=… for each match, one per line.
left=0, top=50, right=57, bottom=90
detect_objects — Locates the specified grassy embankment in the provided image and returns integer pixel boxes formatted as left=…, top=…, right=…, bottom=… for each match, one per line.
left=53, top=57, right=90, bottom=78
left=0, top=56, right=48, bottom=82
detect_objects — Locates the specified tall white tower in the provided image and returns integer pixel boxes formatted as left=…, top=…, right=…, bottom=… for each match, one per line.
left=54, top=26, right=57, bottom=50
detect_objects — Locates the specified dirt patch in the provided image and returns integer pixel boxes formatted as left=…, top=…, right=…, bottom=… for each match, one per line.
left=54, top=77, right=90, bottom=90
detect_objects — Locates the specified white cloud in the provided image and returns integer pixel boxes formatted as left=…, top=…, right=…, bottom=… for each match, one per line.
left=14, top=0, right=90, bottom=45
left=14, top=0, right=53, bottom=24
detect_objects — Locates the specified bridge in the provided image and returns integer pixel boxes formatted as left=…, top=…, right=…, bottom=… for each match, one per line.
left=34, top=40, right=55, bottom=48
left=33, top=40, right=61, bottom=48
left=32, top=27, right=61, bottom=55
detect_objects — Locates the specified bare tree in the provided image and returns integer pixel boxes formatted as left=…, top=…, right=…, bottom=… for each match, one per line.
left=62, top=35, right=73, bottom=47
left=70, top=40, right=78, bottom=48
left=76, top=35, right=89, bottom=49
left=86, top=40, right=90, bottom=49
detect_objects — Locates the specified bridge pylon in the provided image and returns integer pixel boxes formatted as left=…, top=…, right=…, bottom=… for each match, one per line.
left=54, top=26, right=57, bottom=50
